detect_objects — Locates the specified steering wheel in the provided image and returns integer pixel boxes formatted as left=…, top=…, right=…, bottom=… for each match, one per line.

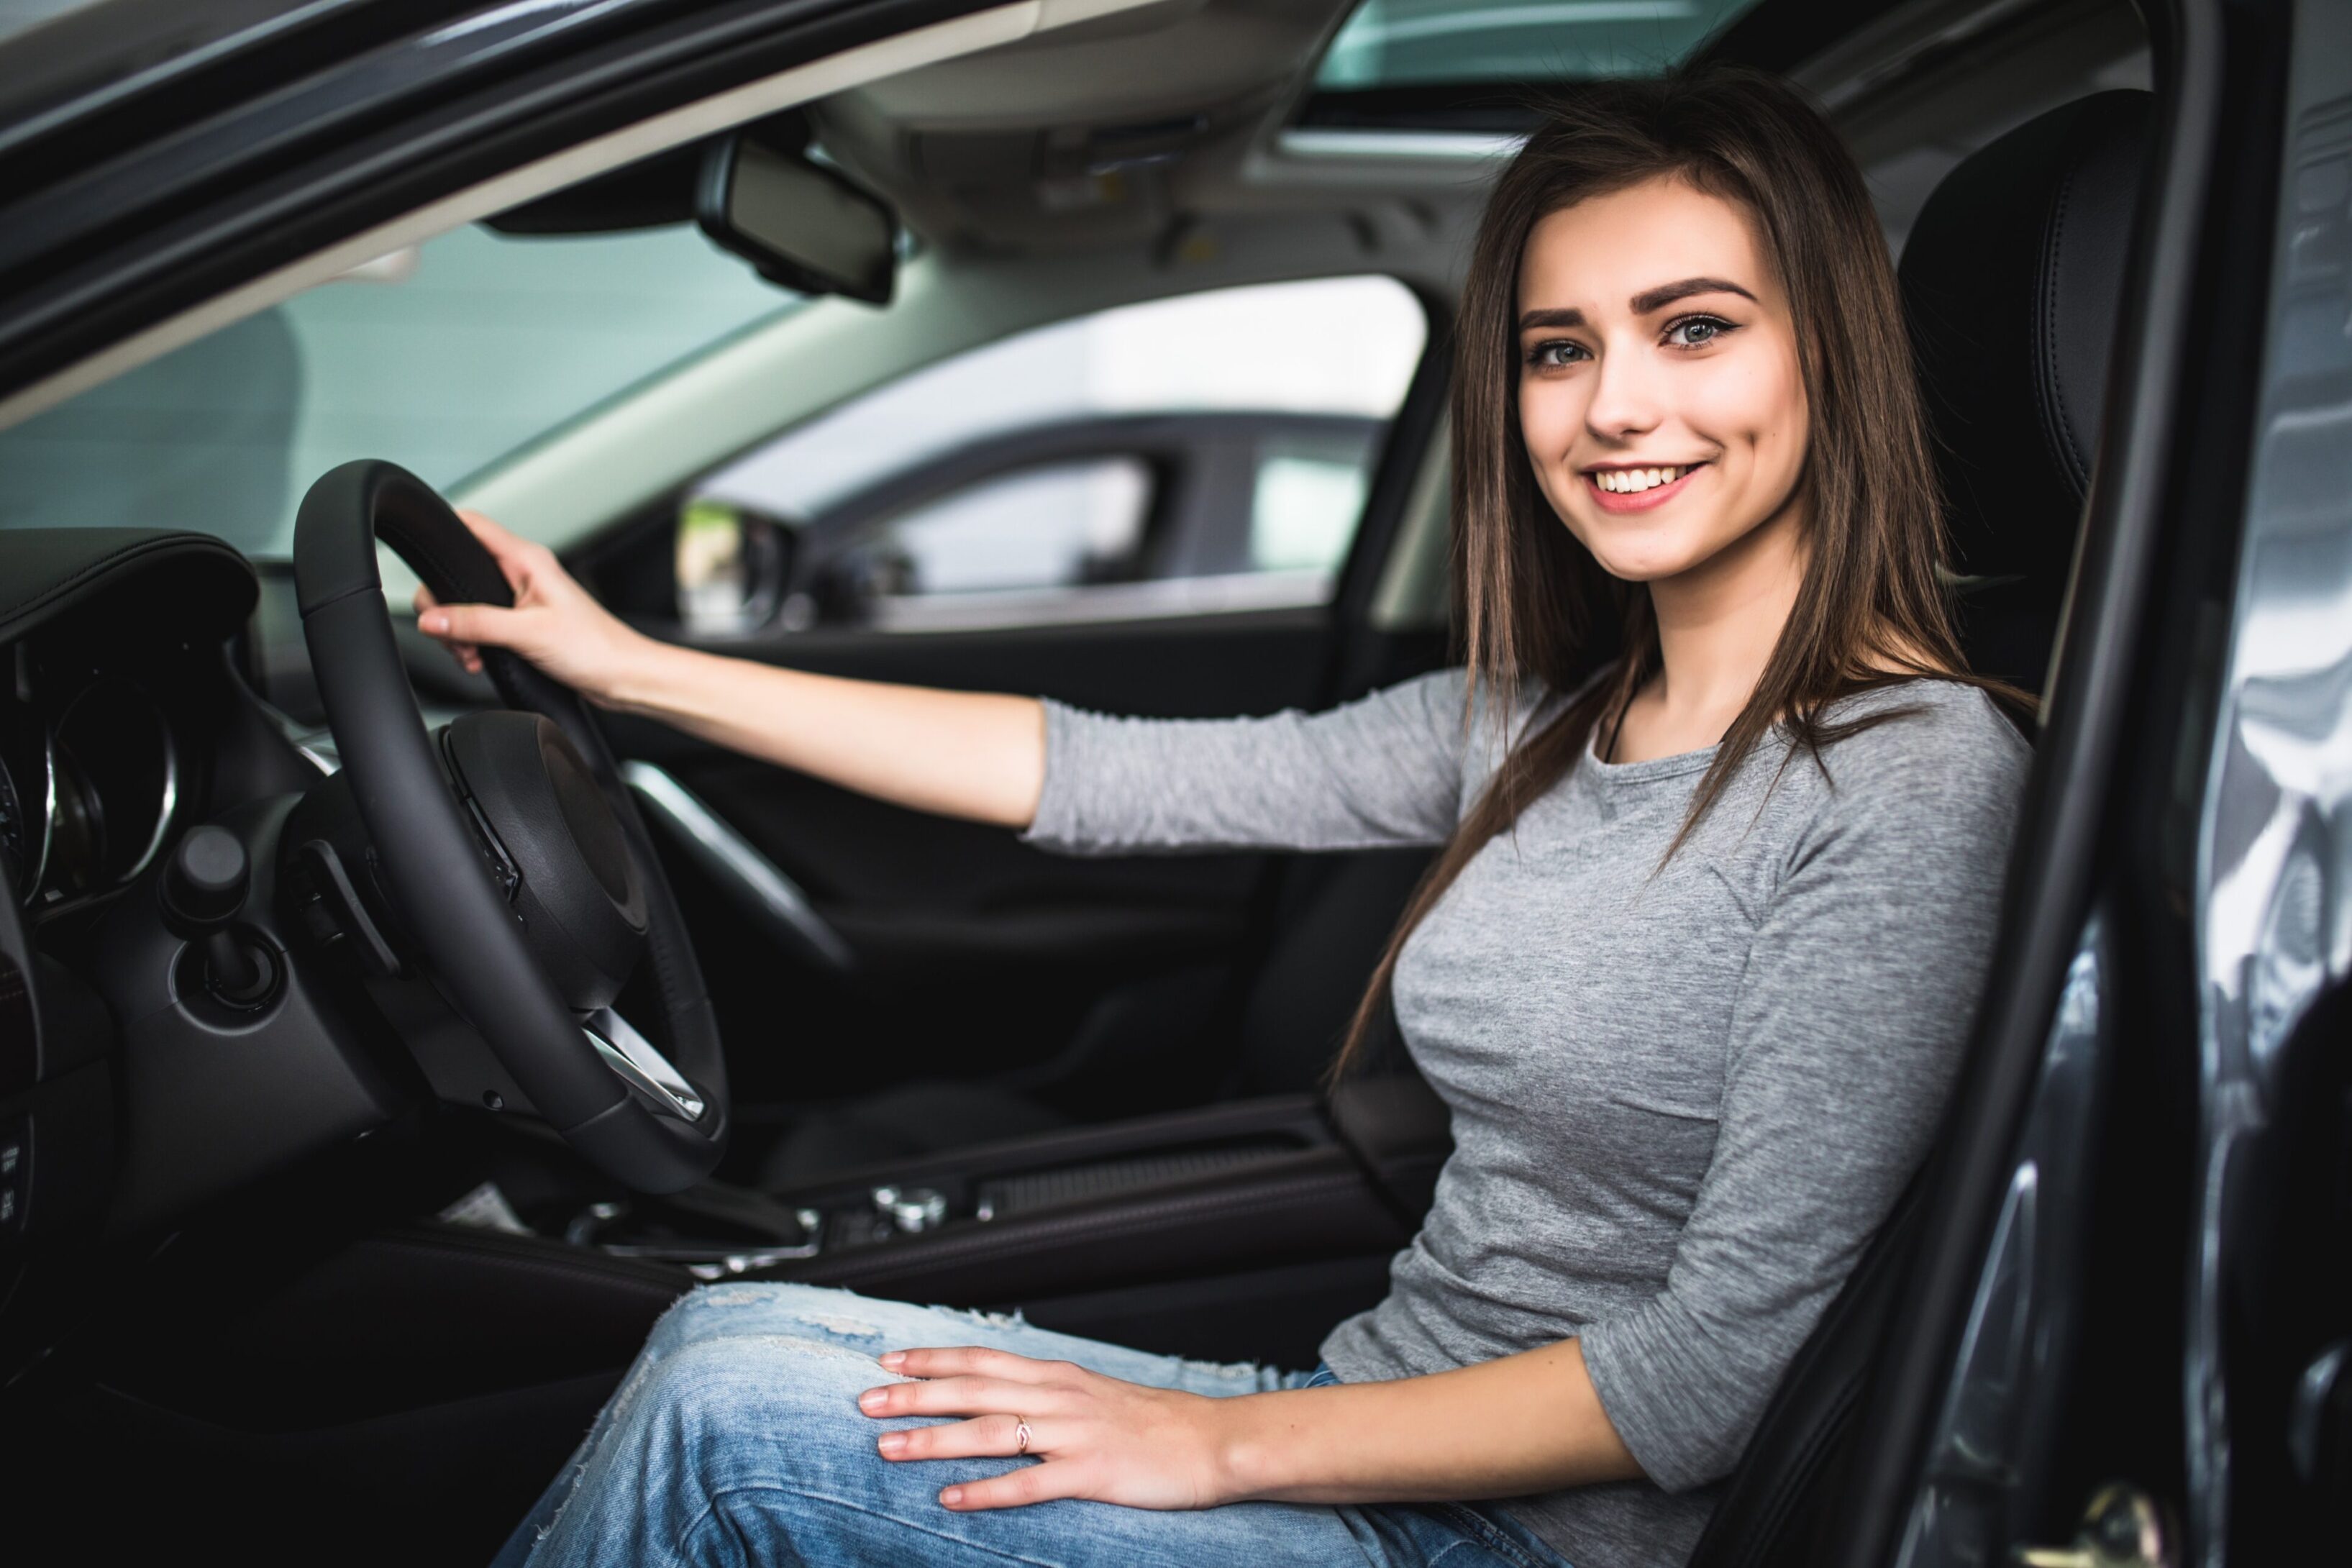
left=292, top=460, right=728, bottom=1193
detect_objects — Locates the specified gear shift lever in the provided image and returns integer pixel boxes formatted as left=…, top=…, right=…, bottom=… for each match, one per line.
left=160, top=825, right=275, bottom=1005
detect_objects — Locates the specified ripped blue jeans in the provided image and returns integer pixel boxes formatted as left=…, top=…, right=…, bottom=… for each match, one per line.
left=491, top=1282, right=1574, bottom=1568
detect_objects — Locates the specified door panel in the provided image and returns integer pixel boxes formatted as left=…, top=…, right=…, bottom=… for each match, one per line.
left=602, top=607, right=1336, bottom=1115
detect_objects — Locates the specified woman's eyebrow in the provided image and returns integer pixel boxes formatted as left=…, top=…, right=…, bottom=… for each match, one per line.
left=1518, top=306, right=1586, bottom=330
left=1628, top=276, right=1757, bottom=314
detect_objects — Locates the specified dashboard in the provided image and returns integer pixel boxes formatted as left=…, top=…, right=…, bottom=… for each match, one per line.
left=0, top=527, right=278, bottom=1246
left=1, top=663, right=183, bottom=917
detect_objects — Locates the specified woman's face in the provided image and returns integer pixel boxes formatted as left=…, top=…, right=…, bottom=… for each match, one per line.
left=1515, top=176, right=1809, bottom=586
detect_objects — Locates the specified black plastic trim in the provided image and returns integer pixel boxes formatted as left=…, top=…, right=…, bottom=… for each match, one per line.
left=0, top=0, right=995, bottom=407
left=1823, top=1, right=2264, bottom=1562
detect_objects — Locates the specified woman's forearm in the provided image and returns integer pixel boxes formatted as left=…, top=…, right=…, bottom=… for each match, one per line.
left=605, top=639, right=1047, bottom=829
left=411, top=511, right=1049, bottom=828
left=1211, top=1339, right=1641, bottom=1505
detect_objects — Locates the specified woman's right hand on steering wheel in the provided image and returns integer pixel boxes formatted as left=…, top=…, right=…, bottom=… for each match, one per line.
left=414, top=510, right=653, bottom=706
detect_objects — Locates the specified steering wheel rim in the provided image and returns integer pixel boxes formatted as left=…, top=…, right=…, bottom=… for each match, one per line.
left=293, top=460, right=729, bottom=1193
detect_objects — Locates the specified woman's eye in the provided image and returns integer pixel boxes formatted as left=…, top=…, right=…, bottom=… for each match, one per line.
left=1526, top=339, right=1587, bottom=368
left=1665, top=316, right=1733, bottom=348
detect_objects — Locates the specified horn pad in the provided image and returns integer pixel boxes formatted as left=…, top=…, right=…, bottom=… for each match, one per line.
left=442, top=711, right=648, bottom=1011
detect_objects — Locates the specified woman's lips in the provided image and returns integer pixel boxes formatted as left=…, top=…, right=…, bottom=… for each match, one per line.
left=1584, top=463, right=1705, bottom=514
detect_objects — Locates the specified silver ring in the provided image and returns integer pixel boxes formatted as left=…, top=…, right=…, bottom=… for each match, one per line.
left=1013, top=1418, right=1032, bottom=1456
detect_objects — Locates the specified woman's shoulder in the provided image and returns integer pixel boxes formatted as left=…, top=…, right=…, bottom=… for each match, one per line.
left=1822, top=676, right=2032, bottom=754
left=1802, top=677, right=2033, bottom=824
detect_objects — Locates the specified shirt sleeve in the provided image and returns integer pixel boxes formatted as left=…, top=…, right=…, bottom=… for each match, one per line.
left=1022, top=668, right=1473, bottom=855
left=1576, top=708, right=2030, bottom=1492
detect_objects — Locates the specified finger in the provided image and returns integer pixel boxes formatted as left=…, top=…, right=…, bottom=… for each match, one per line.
left=878, top=1347, right=1067, bottom=1382
left=411, top=586, right=478, bottom=663
left=417, top=601, right=526, bottom=650
left=940, top=1463, right=1075, bottom=1512
left=858, top=1373, right=1057, bottom=1421
left=875, top=1413, right=1031, bottom=1463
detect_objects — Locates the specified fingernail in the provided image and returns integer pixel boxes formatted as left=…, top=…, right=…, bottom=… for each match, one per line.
left=940, top=1488, right=964, bottom=1508
left=858, top=1389, right=885, bottom=1411
left=876, top=1432, right=906, bottom=1456
left=879, top=1351, right=906, bottom=1369
left=419, top=612, right=445, bottom=633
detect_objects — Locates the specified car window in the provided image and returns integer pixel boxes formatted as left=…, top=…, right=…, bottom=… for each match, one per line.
left=0, top=222, right=798, bottom=557
left=870, top=456, right=1152, bottom=596
left=683, top=275, right=1425, bottom=633
left=1251, top=437, right=1376, bottom=573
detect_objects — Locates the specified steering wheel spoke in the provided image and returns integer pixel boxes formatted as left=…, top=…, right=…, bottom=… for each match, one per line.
left=584, top=1008, right=707, bottom=1123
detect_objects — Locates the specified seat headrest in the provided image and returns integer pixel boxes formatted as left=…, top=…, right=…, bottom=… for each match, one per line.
left=1899, top=90, right=2152, bottom=591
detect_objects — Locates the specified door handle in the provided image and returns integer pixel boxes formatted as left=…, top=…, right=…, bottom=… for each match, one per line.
left=2010, top=1485, right=2174, bottom=1568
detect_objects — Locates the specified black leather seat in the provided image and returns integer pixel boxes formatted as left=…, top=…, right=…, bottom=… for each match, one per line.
left=1905, top=91, right=2154, bottom=696
left=1687, top=88, right=2150, bottom=1567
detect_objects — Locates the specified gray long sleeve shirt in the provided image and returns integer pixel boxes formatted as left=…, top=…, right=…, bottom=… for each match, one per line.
left=1025, top=670, right=2030, bottom=1568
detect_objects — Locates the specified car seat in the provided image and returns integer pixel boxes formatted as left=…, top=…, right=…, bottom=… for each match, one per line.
left=1686, top=87, right=2151, bottom=1567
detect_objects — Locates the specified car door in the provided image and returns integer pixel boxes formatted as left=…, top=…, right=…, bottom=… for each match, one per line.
left=566, top=275, right=1445, bottom=1121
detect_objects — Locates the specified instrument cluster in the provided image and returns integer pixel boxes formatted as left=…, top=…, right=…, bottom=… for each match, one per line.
left=0, top=671, right=181, bottom=915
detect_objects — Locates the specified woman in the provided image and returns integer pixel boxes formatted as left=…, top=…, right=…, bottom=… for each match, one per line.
left=434, top=67, right=2031, bottom=1568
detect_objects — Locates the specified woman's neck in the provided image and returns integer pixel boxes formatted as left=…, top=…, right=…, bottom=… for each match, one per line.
left=1610, top=501, right=1809, bottom=764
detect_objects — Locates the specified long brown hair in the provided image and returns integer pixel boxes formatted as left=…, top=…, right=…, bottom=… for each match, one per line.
left=1332, top=66, right=2023, bottom=1077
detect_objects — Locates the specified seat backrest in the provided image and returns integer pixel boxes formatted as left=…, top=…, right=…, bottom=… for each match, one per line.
left=1901, top=89, right=2153, bottom=696
left=1687, top=88, right=2151, bottom=1568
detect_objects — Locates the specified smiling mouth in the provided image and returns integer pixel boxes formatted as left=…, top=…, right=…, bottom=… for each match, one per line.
left=1585, top=462, right=1705, bottom=494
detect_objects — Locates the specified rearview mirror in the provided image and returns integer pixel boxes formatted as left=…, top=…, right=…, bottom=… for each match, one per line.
left=696, top=132, right=896, bottom=304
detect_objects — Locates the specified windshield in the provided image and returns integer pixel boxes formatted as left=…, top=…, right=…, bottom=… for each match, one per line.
left=0, top=221, right=800, bottom=558
left=1313, top=0, right=1764, bottom=87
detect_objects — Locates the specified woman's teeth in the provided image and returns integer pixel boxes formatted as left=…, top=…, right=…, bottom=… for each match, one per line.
left=1591, top=465, right=1697, bottom=493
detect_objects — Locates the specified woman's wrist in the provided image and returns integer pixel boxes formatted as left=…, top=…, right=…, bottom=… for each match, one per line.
left=595, top=632, right=702, bottom=716
left=1204, top=1388, right=1296, bottom=1505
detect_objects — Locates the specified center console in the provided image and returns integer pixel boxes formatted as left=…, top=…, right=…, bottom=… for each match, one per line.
left=550, top=1075, right=1452, bottom=1366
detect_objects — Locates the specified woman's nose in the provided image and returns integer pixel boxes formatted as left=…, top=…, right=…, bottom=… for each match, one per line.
left=1583, top=346, right=1664, bottom=440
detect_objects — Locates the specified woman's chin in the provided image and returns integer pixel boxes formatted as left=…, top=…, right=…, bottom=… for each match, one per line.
left=1578, top=537, right=1712, bottom=585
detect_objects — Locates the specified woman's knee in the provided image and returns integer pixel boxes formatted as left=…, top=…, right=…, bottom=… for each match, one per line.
left=649, top=1282, right=968, bottom=1361
left=621, top=1331, right=896, bottom=1492
left=651, top=1282, right=849, bottom=1354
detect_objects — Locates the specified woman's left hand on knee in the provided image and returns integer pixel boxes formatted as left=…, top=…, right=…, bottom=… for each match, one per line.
left=858, top=1346, right=1237, bottom=1512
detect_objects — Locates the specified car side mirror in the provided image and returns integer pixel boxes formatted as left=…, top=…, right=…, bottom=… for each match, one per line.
left=696, top=129, right=896, bottom=304
left=675, top=498, right=795, bottom=634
